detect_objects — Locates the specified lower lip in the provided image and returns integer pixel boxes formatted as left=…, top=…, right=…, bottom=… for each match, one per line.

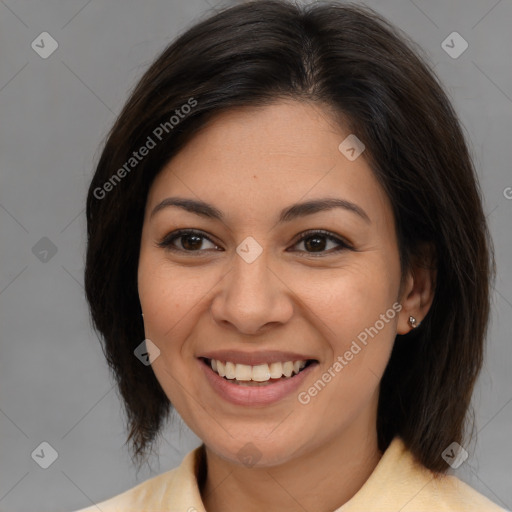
left=199, top=358, right=317, bottom=406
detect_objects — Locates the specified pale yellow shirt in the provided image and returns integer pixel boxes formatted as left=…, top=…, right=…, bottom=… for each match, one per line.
left=74, top=437, right=507, bottom=511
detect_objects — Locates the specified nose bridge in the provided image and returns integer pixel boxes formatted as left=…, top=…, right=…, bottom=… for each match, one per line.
left=233, top=236, right=272, bottom=292
left=230, top=237, right=275, bottom=307
left=210, top=236, right=293, bottom=333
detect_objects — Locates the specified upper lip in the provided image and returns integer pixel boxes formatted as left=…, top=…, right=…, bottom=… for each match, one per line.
left=199, top=350, right=318, bottom=366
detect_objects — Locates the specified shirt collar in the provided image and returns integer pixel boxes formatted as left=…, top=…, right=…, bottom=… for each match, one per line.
left=150, top=436, right=501, bottom=511
left=164, top=437, right=416, bottom=511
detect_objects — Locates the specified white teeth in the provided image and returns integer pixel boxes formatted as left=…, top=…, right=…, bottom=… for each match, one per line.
left=225, top=361, right=236, bottom=379
left=208, top=358, right=310, bottom=382
left=252, top=364, right=271, bottom=382
left=282, top=361, right=294, bottom=377
left=269, top=362, right=283, bottom=379
left=235, top=364, right=252, bottom=381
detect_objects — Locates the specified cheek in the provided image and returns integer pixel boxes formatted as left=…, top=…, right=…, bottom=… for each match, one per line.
left=296, top=259, right=397, bottom=338
left=138, top=249, right=206, bottom=338
left=137, top=252, right=202, bottom=408
left=294, top=260, right=399, bottom=392
left=294, top=300, right=397, bottom=434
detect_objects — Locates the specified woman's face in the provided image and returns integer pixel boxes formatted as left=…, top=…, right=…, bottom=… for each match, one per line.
left=138, top=100, right=410, bottom=467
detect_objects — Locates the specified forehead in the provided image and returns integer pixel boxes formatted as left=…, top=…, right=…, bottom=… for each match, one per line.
left=146, top=100, right=392, bottom=229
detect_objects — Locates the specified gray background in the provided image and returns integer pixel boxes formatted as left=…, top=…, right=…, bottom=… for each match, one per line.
left=0, top=0, right=511, bottom=511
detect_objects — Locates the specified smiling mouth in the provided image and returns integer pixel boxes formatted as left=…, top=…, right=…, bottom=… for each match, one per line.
left=200, top=357, right=317, bottom=386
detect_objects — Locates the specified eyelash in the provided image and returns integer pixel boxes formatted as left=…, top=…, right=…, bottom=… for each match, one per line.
left=156, top=229, right=353, bottom=257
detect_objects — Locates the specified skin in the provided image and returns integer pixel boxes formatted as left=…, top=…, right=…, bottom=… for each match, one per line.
left=138, top=100, right=435, bottom=512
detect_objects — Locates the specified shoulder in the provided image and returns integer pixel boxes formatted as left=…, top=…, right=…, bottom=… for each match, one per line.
left=71, top=467, right=180, bottom=512
left=425, top=472, right=508, bottom=512
left=340, top=437, right=508, bottom=512
left=71, top=445, right=205, bottom=512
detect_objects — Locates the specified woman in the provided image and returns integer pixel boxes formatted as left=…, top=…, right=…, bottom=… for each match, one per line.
left=77, top=1, right=506, bottom=510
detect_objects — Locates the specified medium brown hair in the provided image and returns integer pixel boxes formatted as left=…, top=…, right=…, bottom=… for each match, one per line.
left=84, top=0, right=495, bottom=473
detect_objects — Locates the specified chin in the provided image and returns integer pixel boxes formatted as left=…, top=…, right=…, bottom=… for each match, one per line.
left=202, top=428, right=313, bottom=469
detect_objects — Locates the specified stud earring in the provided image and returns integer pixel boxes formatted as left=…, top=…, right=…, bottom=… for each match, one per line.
left=408, top=316, right=419, bottom=328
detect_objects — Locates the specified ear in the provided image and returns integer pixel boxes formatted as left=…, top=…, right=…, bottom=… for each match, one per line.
left=397, top=242, right=437, bottom=335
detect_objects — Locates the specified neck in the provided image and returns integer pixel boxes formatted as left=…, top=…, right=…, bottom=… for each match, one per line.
left=200, top=416, right=382, bottom=512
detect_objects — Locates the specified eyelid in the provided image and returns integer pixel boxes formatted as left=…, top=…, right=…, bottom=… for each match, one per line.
left=156, top=229, right=220, bottom=252
left=156, top=228, right=354, bottom=255
left=292, top=229, right=354, bottom=252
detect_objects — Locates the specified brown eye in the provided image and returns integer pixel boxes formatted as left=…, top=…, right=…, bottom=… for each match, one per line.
left=290, top=230, right=352, bottom=256
left=178, top=233, right=206, bottom=251
left=157, top=230, right=219, bottom=253
left=157, top=229, right=352, bottom=257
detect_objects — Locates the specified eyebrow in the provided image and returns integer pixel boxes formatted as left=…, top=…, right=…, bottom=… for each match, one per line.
left=150, top=196, right=371, bottom=224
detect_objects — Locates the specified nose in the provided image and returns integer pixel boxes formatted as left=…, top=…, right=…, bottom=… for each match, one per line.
left=210, top=247, right=294, bottom=336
